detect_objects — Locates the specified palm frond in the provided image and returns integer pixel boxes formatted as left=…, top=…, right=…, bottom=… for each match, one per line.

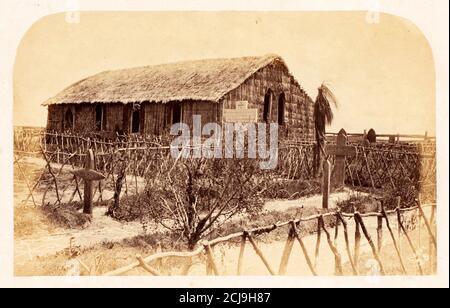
left=321, top=83, right=338, bottom=107
left=314, top=83, right=338, bottom=129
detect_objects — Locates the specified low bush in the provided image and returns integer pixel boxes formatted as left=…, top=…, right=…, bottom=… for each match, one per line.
left=261, top=179, right=321, bottom=200
left=42, top=202, right=92, bottom=229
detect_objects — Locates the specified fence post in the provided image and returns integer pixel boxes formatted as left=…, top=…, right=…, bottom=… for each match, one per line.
left=396, top=208, right=424, bottom=275
left=237, top=233, right=246, bottom=275
left=322, top=160, right=331, bottom=209
left=354, top=214, right=361, bottom=271
left=380, top=202, right=407, bottom=274
left=247, top=233, right=275, bottom=275
left=416, top=195, right=437, bottom=249
left=396, top=197, right=402, bottom=257
left=320, top=216, right=343, bottom=275
left=291, top=222, right=317, bottom=276
left=56, top=131, right=60, bottom=164
left=337, top=212, right=358, bottom=275
left=204, top=244, right=220, bottom=276
left=354, top=212, right=386, bottom=275
left=136, top=254, right=161, bottom=276
left=429, top=203, right=436, bottom=273
left=278, top=226, right=295, bottom=275
left=377, top=202, right=383, bottom=253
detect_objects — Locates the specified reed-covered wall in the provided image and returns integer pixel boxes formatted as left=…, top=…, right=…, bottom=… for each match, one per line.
left=221, top=60, right=314, bottom=140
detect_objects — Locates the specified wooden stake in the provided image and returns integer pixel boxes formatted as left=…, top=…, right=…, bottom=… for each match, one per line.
left=136, top=254, right=161, bottom=276
left=381, top=205, right=407, bottom=274
left=247, top=233, right=275, bottom=275
left=14, top=155, right=37, bottom=207
left=320, top=216, right=343, bottom=275
left=429, top=203, right=436, bottom=273
left=204, top=244, right=220, bottom=275
left=314, top=217, right=322, bottom=270
left=354, top=212, right=386, bottom=275
left=396, top=208, right=424, bottom=275
left=337, top=212, right=358, bottom=275
left=291, top=222, right=317, bottom=276
left=322, top=160, right=331, bottom=209
left=416, top=197, right=437, bottom=249
left=377, top=203, right=383, bottom=254
left=278, top=226, right=295, bottom=275
left=237, top=234, right=246, bottom=275
left=354, top=217, right=361, bottom=270
left=181, top=257, right=193, bottom=275
left=41, top=146, right=61, bottom=204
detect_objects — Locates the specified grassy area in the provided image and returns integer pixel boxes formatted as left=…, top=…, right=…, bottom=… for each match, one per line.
left=14, top=206, right=56, bottom=239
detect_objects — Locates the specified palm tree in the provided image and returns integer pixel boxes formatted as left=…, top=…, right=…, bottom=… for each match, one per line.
left=314, top=83, right=338, bottom=176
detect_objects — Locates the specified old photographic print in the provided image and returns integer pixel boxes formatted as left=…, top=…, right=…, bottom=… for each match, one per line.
left=3, top=1, right=448, bottom=290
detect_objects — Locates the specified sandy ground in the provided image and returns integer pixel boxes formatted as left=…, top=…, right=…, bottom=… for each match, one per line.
left=265, top=187, right=368, bottom=211
left=14, top=207, right=144, bottom=266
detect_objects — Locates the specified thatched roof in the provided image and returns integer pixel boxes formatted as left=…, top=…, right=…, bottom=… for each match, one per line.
left=43, top=54, right=303, bottom=106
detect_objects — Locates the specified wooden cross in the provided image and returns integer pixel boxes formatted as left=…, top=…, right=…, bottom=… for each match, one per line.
left=326, top=129, right=357, bottom=189
left=70, top=149, right=105, bottom=215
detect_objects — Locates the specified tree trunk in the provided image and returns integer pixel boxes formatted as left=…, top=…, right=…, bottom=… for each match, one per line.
left=315, top=130, right=326, bottom=178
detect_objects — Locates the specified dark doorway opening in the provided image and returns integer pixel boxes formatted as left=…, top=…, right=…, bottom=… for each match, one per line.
left=95, top=105, right=106, bottom=131
left=263, top=89, right=272, bottom=123
left=172, top=103, right=182, bottom=124
left=64, top=109, right=74, bottom=131
left=278, top=93, right=285, bottom=125
left=131, top=109, right=140, bottom=133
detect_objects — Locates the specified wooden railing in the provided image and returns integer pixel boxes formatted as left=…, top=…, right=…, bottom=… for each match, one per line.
left=103, top=197, right=435, bottom=276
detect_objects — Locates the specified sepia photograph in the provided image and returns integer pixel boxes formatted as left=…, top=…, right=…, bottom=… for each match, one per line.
left=2, top=0, right=449, bottom=290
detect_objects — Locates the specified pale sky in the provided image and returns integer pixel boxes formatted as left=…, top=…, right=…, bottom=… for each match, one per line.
left=14, top=11, right=435, bottom=135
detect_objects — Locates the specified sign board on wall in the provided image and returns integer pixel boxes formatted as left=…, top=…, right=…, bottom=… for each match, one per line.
left=223, top=101, right=258, bottom=123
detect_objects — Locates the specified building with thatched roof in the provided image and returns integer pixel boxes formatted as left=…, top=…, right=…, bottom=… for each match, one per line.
left=44, top=54, right=315, bottom=139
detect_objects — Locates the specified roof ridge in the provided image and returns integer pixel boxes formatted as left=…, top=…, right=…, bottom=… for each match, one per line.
left=42, top=54, right=311, bottom=106
left=98, top=53, right=281, bottom=74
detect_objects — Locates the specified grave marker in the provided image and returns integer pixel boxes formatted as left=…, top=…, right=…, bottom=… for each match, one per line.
left=367, top=128, right=377, bottom=143
left=70, top=149, right=105, bottom=215
left=322, top=160, right=331, bottom=209
left=326, top=129, right=357, bottom=189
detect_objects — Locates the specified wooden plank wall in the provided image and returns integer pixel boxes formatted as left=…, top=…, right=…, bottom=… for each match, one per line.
left=105, top=104, right=124, bottom=133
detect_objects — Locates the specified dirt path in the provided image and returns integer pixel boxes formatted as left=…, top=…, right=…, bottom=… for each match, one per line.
left=14, top=157, right=146, bottom=265
left=265, top=187, right=367, bottom=211
left=14, top=207, right=145, bottom=266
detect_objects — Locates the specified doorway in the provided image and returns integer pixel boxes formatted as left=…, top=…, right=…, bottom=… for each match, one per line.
left=278, top=93, right=285, bottom=125
left=131, top=109, right=140, bottom=133
left=64, top=108, right=74, bottom=131
left=172, top=103, right=182, bottom=124
left=263, top=89, right=272, bottom=123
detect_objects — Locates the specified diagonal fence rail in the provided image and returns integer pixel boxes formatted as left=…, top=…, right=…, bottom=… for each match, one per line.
left=103, top=198, right=436, bottom=276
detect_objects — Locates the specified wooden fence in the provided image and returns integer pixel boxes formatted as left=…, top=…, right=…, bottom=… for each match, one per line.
left=13, top=128, right=437, bottom=275
left=14, top=129, right=436, bottom=208
left=344, top=144, right=436, bottom=191
left=102, top=197, right=436, bottom=276
left=326, top=130, right=435, bottom=144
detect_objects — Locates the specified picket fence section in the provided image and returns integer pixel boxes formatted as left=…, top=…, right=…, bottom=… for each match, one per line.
left=103, top=197, right=436, bottom=276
